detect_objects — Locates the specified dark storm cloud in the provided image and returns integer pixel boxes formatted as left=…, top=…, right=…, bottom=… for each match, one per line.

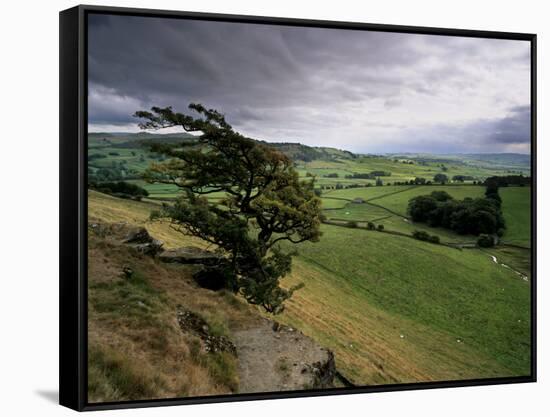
left=88, top=14, right=531, bottom=153
left=487, top=105, right=531, bottom=144
left=375, top=107, right=531, bottom=154
left=88, top=14, right=415, bottom=121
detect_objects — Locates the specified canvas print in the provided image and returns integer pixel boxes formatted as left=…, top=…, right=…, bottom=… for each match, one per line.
left=86, top=13, right=532, bottom=403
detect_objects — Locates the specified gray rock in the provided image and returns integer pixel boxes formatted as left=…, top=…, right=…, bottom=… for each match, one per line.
left=159, top=247, right=222, bottom=265
left=124, top=228, right=152, bottom=244
left=176, top=307, right=237, bottom=356
left=131, top=239, right=164, bottom=256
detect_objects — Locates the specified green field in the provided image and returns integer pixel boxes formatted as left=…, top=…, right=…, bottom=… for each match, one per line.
left=337, top=185, right=485, bottom=216
left=500, top=187, right=532, bottom=247
left=321, top=185, right=531, bottom=246
left=296, top=153, right=529, bottom=190
left=279, top=224, right=531, bottom=382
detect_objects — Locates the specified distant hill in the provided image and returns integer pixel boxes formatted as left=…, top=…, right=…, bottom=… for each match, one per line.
left=89, top=132, right=197, bottom=148
left=89, top=132, right=530, bottom=171
left=462, top=153, right=530, bottom=167
left=263, top=142, right=356, bottom=162
left=89, top=132, right=357, bottom=162
left=387, top=152, right=530, bottom=172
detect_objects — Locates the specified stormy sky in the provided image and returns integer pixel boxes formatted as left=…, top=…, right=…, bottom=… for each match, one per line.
left=88, top=14, right=531, bottom=154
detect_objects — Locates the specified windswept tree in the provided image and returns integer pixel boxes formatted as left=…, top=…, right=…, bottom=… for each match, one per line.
left=134, top=104, right=323, bottom=313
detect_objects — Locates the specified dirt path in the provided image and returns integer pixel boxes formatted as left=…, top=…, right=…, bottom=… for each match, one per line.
left=232, top=318, right=335, bottom=393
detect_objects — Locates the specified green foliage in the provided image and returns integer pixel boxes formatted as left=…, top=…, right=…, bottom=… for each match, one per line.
left=88, top=153, right=107, bottom=161
left=377, top=224, right=384, bottom=231
left=90, top=181, right=149, bottom=200
left=485, top=183, right=502, bottom=208
left=477, top=234, right=495, bottom=248
left=452, top=175, right=474, bottom=182
left=430, top=190, right=453, bottom=202
left=433, top=173, right=449, bottom=184
left=135, top=103, right=323, bottom=313
left=412, top=230, right=440, bottom=244
left=371, top=170, right=391, bottom=177
left=367, top=221, right=376, bottom=230
left=346, top=221, right=358, bottom=228
left=408, top=189, right=505, bottom=236
left=485, top=175, right=531, bottom=187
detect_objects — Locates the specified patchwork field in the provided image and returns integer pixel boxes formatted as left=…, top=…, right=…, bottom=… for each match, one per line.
left=321, top=185, right=531, bottom=246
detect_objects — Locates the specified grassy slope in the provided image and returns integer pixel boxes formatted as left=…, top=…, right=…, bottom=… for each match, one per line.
left=279, top=225, right=531, bottom=383
left=88, top=194, right=264, bottom=401
left=499, top=187, right=532, bottom=247
left=89, top=191, right=531, bottom=387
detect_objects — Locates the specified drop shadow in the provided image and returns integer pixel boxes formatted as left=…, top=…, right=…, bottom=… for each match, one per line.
left=35, top=389, right=59, bottom=404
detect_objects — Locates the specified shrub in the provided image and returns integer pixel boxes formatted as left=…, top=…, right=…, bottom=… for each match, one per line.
left=90, top=181, right=149, bottom=200
left=433, top=173, right=448, bottom=184
left=412, top=230, right=439, bottom=244
left=412, top=230, right=430, bottom=241
left=367, top=222, right=375, bottom=230
left=346, top=221, right=358, bottom=228
left=377, top=224, right=384, bottom=231
left=88, top=153, right=107, bottom=161
left=429, top=235, right=440, bottom=244
left=477, top=234, right=495, bottom=248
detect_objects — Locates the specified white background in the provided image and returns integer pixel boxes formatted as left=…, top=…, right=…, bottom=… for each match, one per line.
left=0, top=0, right=547, bottom=415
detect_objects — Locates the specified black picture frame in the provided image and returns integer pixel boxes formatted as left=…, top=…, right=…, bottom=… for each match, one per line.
left=59, top=4, right=537, bottom=411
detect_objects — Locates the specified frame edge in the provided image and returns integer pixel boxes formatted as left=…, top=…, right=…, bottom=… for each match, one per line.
left=59, top=5, right=86, bottom=411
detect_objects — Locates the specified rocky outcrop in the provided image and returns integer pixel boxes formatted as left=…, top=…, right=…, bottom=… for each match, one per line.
left=88, top=222, right=163, bottom=256
left=124, top=229, right=163, bottom=256
left=177, top=308, right=237, bottom=355
left=158, top=247, right=222, bottom=265
left=176, top=307, right=336, bottom=392
left=159, top=247, right=229, bottom=290
left=233, top=318, right=336, bottom=393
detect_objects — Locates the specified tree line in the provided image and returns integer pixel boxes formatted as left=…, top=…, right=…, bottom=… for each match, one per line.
left=407, top=188, right=505, bottom=237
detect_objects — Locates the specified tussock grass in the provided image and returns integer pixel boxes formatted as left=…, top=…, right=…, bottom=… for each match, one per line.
left=87, top=215, right=256, bottom=402
left=88, top=343, right=165, bottom=401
